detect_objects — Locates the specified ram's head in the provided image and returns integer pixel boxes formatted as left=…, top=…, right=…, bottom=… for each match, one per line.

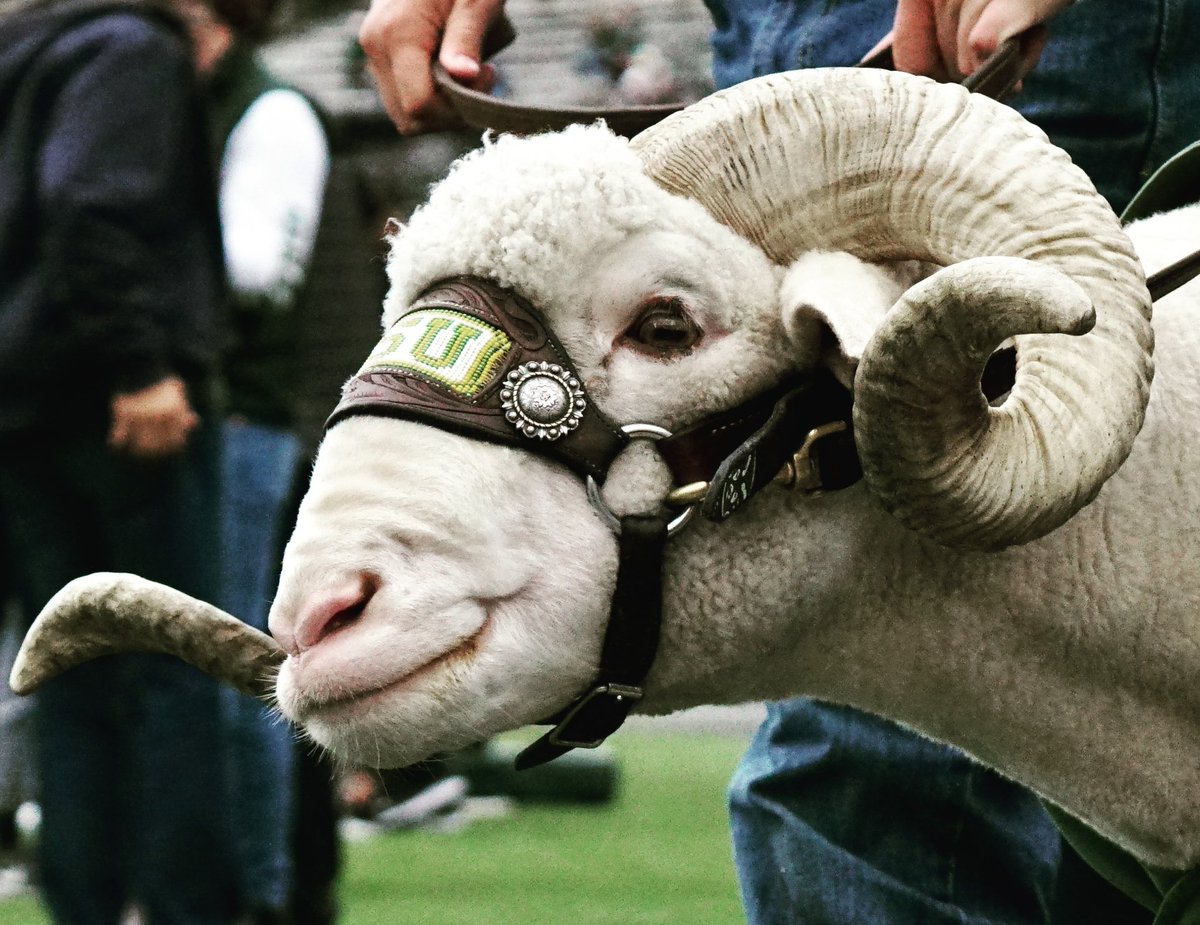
left=13, top=69, right=1150, bottom=773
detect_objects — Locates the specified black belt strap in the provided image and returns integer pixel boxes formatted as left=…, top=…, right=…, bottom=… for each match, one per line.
left=698, top=376, right=858, bottom=522
left=516, top=512, right=670, bottom=770
left=1147, top=249, right=1200, bottom=303
left=436, top=21, right=1022, bottom=137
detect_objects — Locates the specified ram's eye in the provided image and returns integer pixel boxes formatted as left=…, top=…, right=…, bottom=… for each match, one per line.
left=627, top=298, right=701, bottom=355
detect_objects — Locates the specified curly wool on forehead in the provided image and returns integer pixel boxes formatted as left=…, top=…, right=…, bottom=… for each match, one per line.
left=382, top=124, right=671, bottom=324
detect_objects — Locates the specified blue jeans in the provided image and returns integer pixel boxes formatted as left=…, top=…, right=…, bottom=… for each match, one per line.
left=704, top=0, right=1200, bottom=211
left=219, top=419, right=303, bottom=913
left=730, top=703, right=1061, bottom=924
left=702, top=1, right=1200, bottom=922
left=0, top=421, right=231, bottom=925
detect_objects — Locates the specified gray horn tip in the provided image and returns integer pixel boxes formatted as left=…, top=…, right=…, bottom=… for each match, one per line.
left=8, top=573, right=128, bottom=695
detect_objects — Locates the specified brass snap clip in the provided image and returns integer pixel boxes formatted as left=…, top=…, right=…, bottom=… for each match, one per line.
left=773, top=421, right=849, bottom=493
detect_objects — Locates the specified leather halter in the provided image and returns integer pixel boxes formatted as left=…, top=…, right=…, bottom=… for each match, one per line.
left=327, top=277, right=861, bottom=768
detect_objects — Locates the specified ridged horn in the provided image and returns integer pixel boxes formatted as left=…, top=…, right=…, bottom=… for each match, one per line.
left=9, top=573, right=285, bottom=700
left=630, top=69, right=1152, bottom=549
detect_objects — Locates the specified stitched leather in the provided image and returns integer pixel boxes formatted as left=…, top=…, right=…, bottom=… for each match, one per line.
left=327, top=277, right=629, bottom=481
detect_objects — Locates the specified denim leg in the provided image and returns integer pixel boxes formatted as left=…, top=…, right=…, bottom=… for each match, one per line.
left=730, top=701, right=1062, bottom=925
left=96, top=423, right=232, bottom=925
left=33, top=660, right=130, bottom=925
left=32, top=658, right=230, bottom=925
left=130, top=655, right=230, bottom=925
left=1012, top=0, right=1194, bottom=213
left=218, top=420, right=303, bottom=912
left=0, top=424, right=230, bottom=925
left=704, top=0, right=894, bottom=89
left=702, top=0, right=1200, bottom=212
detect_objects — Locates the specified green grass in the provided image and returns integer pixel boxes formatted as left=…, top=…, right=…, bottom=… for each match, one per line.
left=2, top=732, right=748, bottom=925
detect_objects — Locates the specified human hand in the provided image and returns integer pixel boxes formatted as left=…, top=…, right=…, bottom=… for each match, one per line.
left=108, top=376, right=199, bottom=460
left=359, top=0, right=504, bottom=134
left=888, top=0, right=1073, bottom=82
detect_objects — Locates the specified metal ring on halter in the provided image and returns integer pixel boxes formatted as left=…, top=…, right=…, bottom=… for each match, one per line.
left=586, top=423, right=697, bottom=537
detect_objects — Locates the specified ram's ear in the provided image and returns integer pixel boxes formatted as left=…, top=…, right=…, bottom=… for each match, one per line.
left=780, top=252, right=931, bottom=388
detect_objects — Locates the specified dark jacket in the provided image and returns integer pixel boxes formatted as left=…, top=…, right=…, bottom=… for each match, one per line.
left=0, top=0, right=223, bottom=435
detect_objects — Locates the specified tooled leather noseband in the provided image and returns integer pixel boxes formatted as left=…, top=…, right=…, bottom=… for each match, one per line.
left=326, top=277, right=860, bottom=769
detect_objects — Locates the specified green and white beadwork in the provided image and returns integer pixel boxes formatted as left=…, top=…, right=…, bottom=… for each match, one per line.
left=360, top=308, right=512, bottom=397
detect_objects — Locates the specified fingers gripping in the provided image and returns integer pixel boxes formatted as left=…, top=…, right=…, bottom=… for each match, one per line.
left=359, top=0, right=503, bottom=134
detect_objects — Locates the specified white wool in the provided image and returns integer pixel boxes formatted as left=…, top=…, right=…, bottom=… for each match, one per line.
left=382, top=124, right=748, bottom=332
left=384, top=126, right=650, bottom=319
left=1126, top=202, right=1200, bottom=275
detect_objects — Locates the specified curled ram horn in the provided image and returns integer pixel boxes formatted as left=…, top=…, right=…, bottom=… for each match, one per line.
left=9, top=573, right=285, bottom=700
left=632, top=69, right=1152, bottom=550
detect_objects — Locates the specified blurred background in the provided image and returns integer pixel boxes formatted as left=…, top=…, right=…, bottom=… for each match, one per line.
left=3, top=711, right=765, bottom=925
left=0, top=2, right=772, bottom=923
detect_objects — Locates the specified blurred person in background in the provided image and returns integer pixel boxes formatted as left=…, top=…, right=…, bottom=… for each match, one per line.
left=0, top=0, right=233, bottom=922
left=1, top=564, right=35, bottom=898
left=354, top=1, right=1198, bottom=924
left=173, top=0, right=330, bottom=922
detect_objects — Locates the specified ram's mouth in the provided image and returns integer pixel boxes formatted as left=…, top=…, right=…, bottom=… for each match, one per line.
left=286, top=617, right=492, bottom=721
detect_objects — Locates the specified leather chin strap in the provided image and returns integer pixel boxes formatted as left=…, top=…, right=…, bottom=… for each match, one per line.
left=516, top=512, right=670, bottom=770
left=327, top=277, right=861, bottom=769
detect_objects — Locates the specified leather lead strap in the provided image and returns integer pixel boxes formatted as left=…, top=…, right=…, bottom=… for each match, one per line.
left=1148, top=250, right=1200, bottom=304
left=515, top=512, right=670, bottom=770
left=860, top=36, right=1022, bottom=101
left=433, top=66, right=683, bottom=138
left=435, top=22, right=1024, bottom=137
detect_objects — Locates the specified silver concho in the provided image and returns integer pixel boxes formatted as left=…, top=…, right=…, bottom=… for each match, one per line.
left=500, top=361, right=586, bottom=440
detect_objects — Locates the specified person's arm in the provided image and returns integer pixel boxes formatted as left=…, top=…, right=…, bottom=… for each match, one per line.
left=38, top=15, right=214, bottom=457
left=358, top=0, right=504, bottom=134
left=218, top=88, right=330, bottom=305
left=890, top=0, right=1073, bottom=82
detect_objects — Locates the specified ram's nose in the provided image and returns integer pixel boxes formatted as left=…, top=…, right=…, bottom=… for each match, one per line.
left=272, top=574, right=378, bottom=656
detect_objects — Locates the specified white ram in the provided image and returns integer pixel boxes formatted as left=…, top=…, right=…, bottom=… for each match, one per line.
left=13, top=69, right=1200, bottom=879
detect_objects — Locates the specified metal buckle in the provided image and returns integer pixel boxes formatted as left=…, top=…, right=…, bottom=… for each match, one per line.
left=587, top=422, right=697, bottom=537
left=663, top=420, right=850, bottom=505
left=774, top=421, right=849, bottom=493
left=546, top=683, right=645, bottom=749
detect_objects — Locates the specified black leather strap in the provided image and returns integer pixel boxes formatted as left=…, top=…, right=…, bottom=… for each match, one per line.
left=435, top=21, right=1025, bottom=137
left=657, top=373, right=860, bottom=522
left=516, top=512, right=670, bottom=770
left=1147, top=250, right=1200, bottom=304
left=699, top=376, right=858, bottom=521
